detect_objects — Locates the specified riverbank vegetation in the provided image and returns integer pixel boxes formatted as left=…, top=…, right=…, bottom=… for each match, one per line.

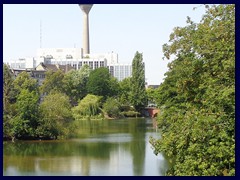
left=4, top=4, right=234, bottom=176
left=149, top=4, right=235, bottom=176
left=3, top=51, right=147, bottom=141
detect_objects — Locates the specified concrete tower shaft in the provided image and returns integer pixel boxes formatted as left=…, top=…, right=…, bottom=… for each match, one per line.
left=79, top=4, right=93, bottom=55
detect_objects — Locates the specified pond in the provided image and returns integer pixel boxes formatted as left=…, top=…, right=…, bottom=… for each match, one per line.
left=3, top=118, right=169, bottom=176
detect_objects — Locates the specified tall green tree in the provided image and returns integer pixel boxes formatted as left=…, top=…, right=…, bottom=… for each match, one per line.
left=63, top=64, right=91, bottom=104
left=10, top=89, right=40, bottom=139
left=40, top=70, right=64, bottom=94
left=38, top=92, right=73, bottom=139
left=3, top=64, right=14, bottom=113
left=12, top=71, right=39, bottom=103
left=130, top=51, right=147, bottom=111
left=87, top=67, right=117, bottom=98
left=118, top=77, right=132, bottom=105
left=109, top=76, right=120, bottom=98
left=5, top=70, right=40, bottom=140
left=13, top=71, right=39, bottom=93
left=150, top=4, right=235, bottom=176
left=3, top=64, right=16, bottom=138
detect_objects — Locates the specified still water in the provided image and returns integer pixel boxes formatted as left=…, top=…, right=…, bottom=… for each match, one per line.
left=3, top=118, right=169, bottom=176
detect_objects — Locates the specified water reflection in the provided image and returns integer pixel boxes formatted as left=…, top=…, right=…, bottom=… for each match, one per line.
left=3, top=118, right=168, bottom=176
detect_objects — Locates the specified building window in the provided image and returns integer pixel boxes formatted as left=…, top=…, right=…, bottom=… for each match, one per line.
left=94, top=61, right=99, bottom=68
left=89, top=62, right=93, bottom=69
left=78, top=62, right=82, bottom=68
left=73, top=64, right=77, bottom=70
left=100, top=61, right=104, bottom=67
left=109, top=66, right=114, bottom=76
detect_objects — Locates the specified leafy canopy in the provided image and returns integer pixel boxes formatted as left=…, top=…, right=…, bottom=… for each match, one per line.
left=150, top=4, right=235, bottom=176
left=130, top=51, right=147, bottom=111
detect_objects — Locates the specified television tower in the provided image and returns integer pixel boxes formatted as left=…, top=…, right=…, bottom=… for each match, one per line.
left=79, top=4, right=93, bottom=55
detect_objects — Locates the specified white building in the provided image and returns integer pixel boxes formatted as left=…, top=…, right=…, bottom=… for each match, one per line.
left=35, top=48, right=118, bottom=66
left=85, top=52, right=118, bottom=65
left=8, top=48, right=132, bottom=81
left=50, top=58, right=107, bottom=70
left=108, top=64, right=132, bottom=81
left=36, top=48, right=83, bottom=60
left=9, top=57, right=35, bottom=69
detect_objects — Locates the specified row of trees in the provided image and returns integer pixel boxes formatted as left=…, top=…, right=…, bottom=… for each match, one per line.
left=150, top=5, right=235, bottom=175
left=3, top=51, right=147, bottom=140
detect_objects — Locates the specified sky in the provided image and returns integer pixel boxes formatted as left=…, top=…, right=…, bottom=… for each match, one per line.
left=3, top=4, right=207, bottom=84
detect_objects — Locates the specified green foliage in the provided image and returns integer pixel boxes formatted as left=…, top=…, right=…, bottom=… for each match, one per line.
left=3, top=64, right=15, bottom=113
left=4, top=69, right=40, bottom=140
left=131, top=51, right=147, bottom=111
left=72, top=94, right=102, bottom=119
left=38, top=92, right=73, bottom=139
left=109, top=77, right=120, bottom=97
left=62, top=64, right=90, bottom=104
left=150, top=5, right=235, bottom=176
left=3, top=64, right=15, bottom=139
left=10, top=89, right=40, bottom=139
left=121, top=111, right=140, bottom=118
left=119, top=105, right=139, bottom=117
left=87, top=67, right=117, bottom=98
left=103, top=97, right=121, bottom=118
left=118, top=77, right=132, bottom=105
left=146, top=87, right=158, bottom=105
left=13, top=71, right=39, bottom=94
left=40, top=70, right=65, bottom=94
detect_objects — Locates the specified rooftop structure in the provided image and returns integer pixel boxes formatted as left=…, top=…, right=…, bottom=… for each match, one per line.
left=36, top=62, right=75, bottom=73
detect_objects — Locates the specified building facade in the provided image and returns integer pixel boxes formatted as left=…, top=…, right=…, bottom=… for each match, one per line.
left=8, top=48, right=132, bottom=81
left=108, top=64, right=132, bottom=81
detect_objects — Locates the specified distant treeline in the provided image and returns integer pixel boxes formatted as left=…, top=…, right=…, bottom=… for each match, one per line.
left=3, top=51, right=147, bottom=141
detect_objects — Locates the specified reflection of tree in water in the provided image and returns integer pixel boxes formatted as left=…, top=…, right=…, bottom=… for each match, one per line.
left=3, top=140, right=115, bottom=174
left=128, top=119, right=146, bottom=176
left=4, top=140, right=113, bottom=157
left=74, top=119, right=130, bottom=137
left=3, top=118, right=164, bottom=176
left=81, top=156, right=90, bottom=176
